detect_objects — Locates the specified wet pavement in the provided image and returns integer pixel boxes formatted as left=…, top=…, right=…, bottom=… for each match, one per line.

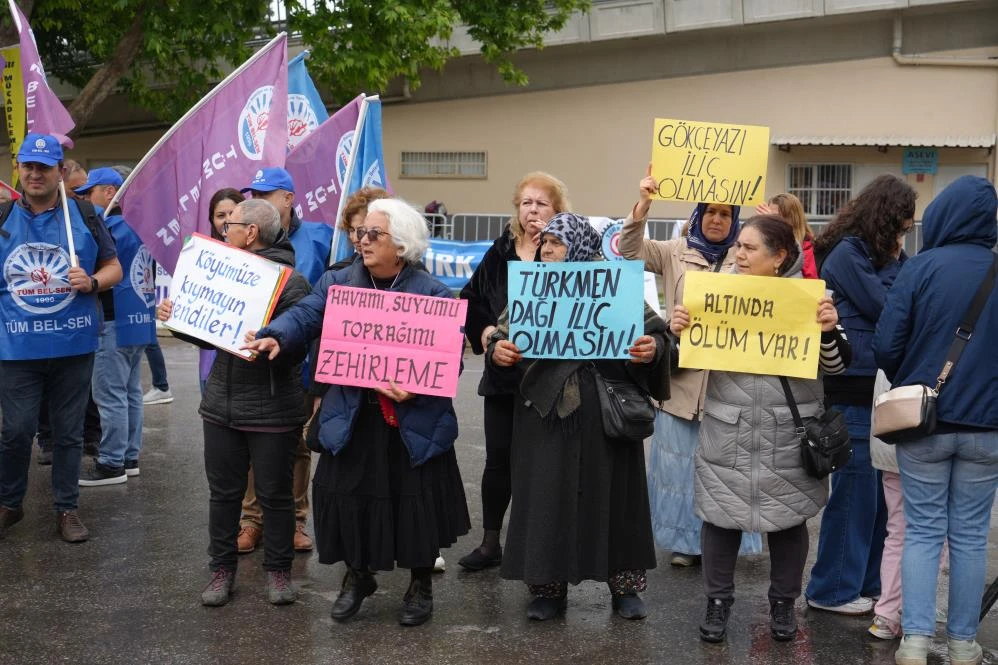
left=1, top=337, right=997, bottom=665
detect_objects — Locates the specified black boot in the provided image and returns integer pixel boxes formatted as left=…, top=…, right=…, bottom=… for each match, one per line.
left=612, top=593, right=647, bottom=620
left=526, top=595, right=568, bottom=620
left=399, top=573, right=433, bottom=626
left=770, top=599, right=798, bottom=641
left=330, top=568, right=377, bottom=621
left=699, top=598, right=733, bottom=643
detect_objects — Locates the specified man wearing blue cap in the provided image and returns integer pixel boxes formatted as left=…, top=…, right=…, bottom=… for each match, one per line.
left=238, top=166, right=333, bottom=554
left=75, top=167, right=156, bottom=487
left=0, top=134, right=122, bottom=543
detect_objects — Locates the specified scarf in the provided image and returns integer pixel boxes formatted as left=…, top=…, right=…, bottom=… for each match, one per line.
left=685, top=202, right=741, bottom=265
left=540, top=212, right=602, bottom=262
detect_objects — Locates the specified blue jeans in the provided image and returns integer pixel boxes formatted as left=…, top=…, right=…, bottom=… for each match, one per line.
left=0, top=353, right=95, bottom=511
left=806, top=403, right=888, bottom=605
left=144, top=336, right=169, bottom=392
left=897, top=430, right=998, bottom=640
left=92, top=322, right=146, bottom=468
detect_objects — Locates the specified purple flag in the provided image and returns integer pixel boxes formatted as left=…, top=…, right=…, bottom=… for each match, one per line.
left=113, top=34, right=289, bottom=273
left=285, top=94, right=363, bottom=227
left=7, top=0, right=75, bottom=145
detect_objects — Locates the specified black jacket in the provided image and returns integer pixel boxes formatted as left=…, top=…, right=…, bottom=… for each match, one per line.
left=176, top=230, right=313, bottom=428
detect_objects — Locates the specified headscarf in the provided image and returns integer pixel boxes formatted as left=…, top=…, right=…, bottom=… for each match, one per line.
left=685, top=202, right=741, bottom=265
left=540, top=212, right=602, bottom=262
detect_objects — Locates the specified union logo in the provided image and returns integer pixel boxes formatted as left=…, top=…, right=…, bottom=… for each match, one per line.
left=130, top=246, right=156, bottom=308
left=287, top=94, right=319, bottom=150
left=34, top=137, right=46, bottom=149
left=238, top=86, right=275, bottom=160
left=335, top=130, right=355, bottom=187
left=4, top=243, right=76, bottom=314
left=362, top=161, right=384, bottom=188
left=601, top=221, right=625, bottom=261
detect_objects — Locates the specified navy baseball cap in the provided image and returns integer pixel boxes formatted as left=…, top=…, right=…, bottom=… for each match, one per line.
left=241, top=167, right=295, bottom=194
left=73, top=167, right=124, bottom=194
left=17, top=133, right=63, bottom=167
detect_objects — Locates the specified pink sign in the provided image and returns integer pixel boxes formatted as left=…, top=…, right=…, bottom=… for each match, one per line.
left=315, top=285, right=467, bottom=398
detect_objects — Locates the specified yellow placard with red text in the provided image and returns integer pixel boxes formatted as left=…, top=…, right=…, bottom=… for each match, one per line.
left=650, top=118, right=770, bottom=207
left=2, top=46, right=25, bottom=188
left=679, top=271, right=826, bottom=379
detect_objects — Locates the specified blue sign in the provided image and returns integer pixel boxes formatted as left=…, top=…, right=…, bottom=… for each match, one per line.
left=903, top=148, right=938, bottom=175
left=424, top=238, right=491, bottom=290
left=507, top=260, right=644, bottom=359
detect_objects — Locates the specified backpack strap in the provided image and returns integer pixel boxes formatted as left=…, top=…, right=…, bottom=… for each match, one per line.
left=72, top=199, right=108, bottom=244
left=0, top=200, right=16, bottom=239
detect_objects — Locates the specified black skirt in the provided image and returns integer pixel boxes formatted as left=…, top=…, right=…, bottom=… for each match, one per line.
left=311, top=394, right=470, bottom=571
left=501, top=367, right=657, bottom=586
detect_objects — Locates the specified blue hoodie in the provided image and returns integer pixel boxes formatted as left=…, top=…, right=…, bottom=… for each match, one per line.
left=873, top=175, right=998, bottom=430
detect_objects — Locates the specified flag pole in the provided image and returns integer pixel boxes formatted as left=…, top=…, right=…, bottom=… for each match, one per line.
left=328, top=95, right=371, bottom=266
left=58, top=179, right=78, bottom=267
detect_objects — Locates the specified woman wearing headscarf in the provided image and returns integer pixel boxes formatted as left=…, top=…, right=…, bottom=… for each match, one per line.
left=492, top=213, right=669, bottom=621
left=619, top=167, right=762, bottom=567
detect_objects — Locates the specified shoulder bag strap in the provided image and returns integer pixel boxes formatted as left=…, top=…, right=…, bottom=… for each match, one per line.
left=935, top=255, right=998, bottom=391
left=778, top=376, right=807, bottom=444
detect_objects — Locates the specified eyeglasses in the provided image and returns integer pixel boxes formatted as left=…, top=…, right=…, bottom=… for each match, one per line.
left=354, top=227, right=391, bottom=242
left=223, top=221, right=250, bottom=234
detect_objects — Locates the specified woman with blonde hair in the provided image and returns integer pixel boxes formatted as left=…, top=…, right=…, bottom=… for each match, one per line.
left=758, top=193, right=817, bottom=278
left=458, top=171, right=570, bottom=571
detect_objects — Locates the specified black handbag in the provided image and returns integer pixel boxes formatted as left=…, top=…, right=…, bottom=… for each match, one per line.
left=591, top=365, right=656, bottom=441
left=779, top=377, right=851, bottom=479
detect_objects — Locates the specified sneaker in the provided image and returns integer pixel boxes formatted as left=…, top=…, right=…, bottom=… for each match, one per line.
left=895, top=634, right=930, bottom=665
left=55, top=510, right=89, bottom=543
left=700, top=598, right=733, bottom=643
left=869, top=614, right=902, bottom=640
left=670, top=552, right=701, bottom=567
left=267, top=570, right=298, bottom=605
left=124, top=460, right=140, bottom=477
left=771, top=600, right=798, bottom=641
left=807, top=596, right=874, bottom=615
left=433, top=556, right=445, bottom=573
left=948, top=638, right=983, bottom=665
left=143, top=387, right=174, bottom=405
left=78, top=460, right=127, bottom=487
left=237, top=526, right=262, bottom=554
left=201, top=567, right=235, bottom=607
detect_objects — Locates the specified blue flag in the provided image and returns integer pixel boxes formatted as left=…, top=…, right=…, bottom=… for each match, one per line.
left=287, top=51, right=329, bottom=150
left=333, top=97, right=391, bottom=262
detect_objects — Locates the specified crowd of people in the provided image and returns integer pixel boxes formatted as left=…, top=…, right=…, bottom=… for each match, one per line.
left=0, top=132, right=996, bottom=665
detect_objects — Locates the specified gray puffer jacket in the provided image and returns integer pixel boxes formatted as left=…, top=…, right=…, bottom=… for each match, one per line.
left=693, top=253, right=831, bottom=533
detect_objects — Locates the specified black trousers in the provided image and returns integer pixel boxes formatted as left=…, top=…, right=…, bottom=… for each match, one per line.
left=203, top=421, right=297, bottom=572
left=481, top=394, right=515, bottom=532
left=702, top=520, right=809, bottom=603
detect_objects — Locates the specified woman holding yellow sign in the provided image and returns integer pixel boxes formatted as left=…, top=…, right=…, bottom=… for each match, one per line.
left=670, top=215, right=850, bottom=643
left=620, top=166, right=762, bottom=567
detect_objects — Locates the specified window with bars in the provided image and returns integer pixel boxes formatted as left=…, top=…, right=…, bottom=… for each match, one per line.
left=787, top=164, right=852, bottom=218
left=400, top=151, right=487, bottom=179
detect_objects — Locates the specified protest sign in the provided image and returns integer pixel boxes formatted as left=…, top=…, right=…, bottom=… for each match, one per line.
left=679, top=271, right=826, bottom=379
left=165, top=234, right=290, bottom=358
left=507, top=260, right=644, bottom=360
left=650, top=118, right=770, bottom=207
left=315, top=285, right=467, bottom=398
left=1, top=47, right=25, bottom=185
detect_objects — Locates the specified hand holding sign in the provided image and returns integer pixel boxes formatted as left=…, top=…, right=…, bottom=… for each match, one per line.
left=628, top=335, right=657, bottom=364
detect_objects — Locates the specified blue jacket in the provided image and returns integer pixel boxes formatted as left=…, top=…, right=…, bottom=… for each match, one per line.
left=820, top=236, right=905, bottom=376
left=257, top=259, right=459, bottom=466
left=874, top=175, right=998, bottom=429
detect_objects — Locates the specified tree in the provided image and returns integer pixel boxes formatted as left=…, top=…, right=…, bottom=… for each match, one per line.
left=0, top=0, right=590, bottom=137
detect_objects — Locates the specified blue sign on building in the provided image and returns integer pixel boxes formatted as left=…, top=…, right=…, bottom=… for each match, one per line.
left=903, top=147, right=938, bottom=174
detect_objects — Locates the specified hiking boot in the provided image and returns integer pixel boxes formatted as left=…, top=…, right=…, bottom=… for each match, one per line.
left=267, top=570, right=298, bottom=605
left=143, top=387, right=174, bottom=405
left=700, top=598, right=733, bottom=643
left=293, top=523, right=313, bottom=552
left=124, top=459, right=140, bottom=477
left=330, top=569, right=377, bottom=621
left=201, top=567, right=235, bottom=607
left=237, top=525, right=262, bottom=554
left=948, top=638, right=983, bottom=665
left=895, top=634, right=930, bottom=665
left=56, top=510, right=89, bottom=543
left=770, top=600, right=798, bottom=641
left=78, top=459, right=127, bottom=487
left=399, top=577, right=433, bottom=626
left=869, top=614, right=902, bottom=640
left=807, top=596, right=874, bottom=615
left=0, top=504, right=24, bottom=539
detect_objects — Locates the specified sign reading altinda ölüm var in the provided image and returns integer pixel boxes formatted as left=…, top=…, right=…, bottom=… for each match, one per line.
left=507, top=260, right=644, bottom=360
left=315, top=285, right=468, bottom=398
left=679, top=271, right=826, bottom=380
left=650, top=118, right=771, bottom=207
left=165, top=234, right=291, bottom=359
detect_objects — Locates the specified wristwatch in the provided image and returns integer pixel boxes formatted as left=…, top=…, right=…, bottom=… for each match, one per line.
left=90, top=277, right=99, bottom=293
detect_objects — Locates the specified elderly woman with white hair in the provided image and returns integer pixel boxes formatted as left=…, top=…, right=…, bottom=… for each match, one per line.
left=245, top=198, right=471, bottom=627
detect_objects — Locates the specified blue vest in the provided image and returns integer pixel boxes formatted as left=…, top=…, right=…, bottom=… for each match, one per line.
left=0, top=201, right=101, bottom=360
left=290, top=220, right=333, bottom=286
left=108, top=213, right=156, bottom=347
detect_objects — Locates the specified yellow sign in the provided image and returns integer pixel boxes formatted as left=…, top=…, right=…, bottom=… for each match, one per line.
left=679, top=271, right=826, bottom=379
left=650, top=118, right=770, bottom=207
left=2, top=46, right=24, bottom=188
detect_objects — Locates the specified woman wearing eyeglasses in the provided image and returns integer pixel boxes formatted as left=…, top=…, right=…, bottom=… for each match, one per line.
left=243, top=198, right=470, bottom=627
left=457, top=171, right=571, bottom=572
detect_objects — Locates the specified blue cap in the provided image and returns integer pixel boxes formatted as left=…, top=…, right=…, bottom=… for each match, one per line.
left=17, top=133, right=63, bottom=167
left=241, top=167, right=295, bottom=194
left=73, top=167, right=124, bottom=194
